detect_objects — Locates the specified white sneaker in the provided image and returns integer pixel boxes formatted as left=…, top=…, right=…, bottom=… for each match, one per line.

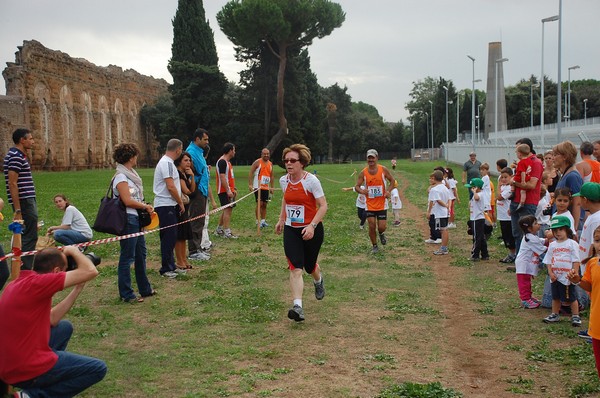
left=447, top=223, right=456, bottom=229
left=434, top=238, right=442, bottom=244
left=424, top=239, right=437, bottom=244
left=189, top=251, right=210, bottom=260
left=173, top=268, right=187, bottom=275
left=162, top=271, right=178, bottom=278
left=215, top=227, right=224, bottom=236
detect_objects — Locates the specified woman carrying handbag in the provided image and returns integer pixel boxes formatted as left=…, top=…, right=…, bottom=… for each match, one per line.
left=112, top=143, right=156, bottom=303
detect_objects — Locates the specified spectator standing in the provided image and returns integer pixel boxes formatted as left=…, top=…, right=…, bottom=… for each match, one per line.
left=215, top=143, right=238, bottom=239
left=553, top=141, right=583, bottom=233
left=510, top=139, right=543, bottom=253
left=3, top=128, right=38, bottom=269
left=186, top=128, right=211, bottom=261
left=462, top=152, right=481, bottom=199
left=577, top=141, right=600, bottom=183
left=249, top=148, right=275, bottom=228
left=153, top=139, right=185, bottom=278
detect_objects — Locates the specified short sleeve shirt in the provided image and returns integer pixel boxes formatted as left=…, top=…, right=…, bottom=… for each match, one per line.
left=114, top=173, right=143, bottom=215
left=515, top=233, right=547, bottom=276
left=153, top=155, right=180, bottom=207
left=582, top=257, right=600, bottom=340
left=280, top=172, right=324, bottom=228
left=543, top=239, right=580, bottom=285
left=463, top=160, right=482, bottom=182
left=3, top=147, right=36, bottom=203
left=429, top=184, right=450, bottom=219
left=513, top=154, right=543, bottom=206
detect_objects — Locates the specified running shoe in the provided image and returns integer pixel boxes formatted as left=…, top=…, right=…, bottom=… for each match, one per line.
left=287, top=305, right=305, bottom=322
left=314, top=277, right=325, bottom=300
left=522, top=299, right=540, bottom=309
left=379, top=233, right=387, bottom=245
left=433, top=249, right=449, bottom=255
left=543, top=313, right=560, bottom=323
left=572, top=315, right=582, bottom=327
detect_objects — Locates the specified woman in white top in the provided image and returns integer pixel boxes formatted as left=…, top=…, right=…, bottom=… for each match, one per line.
left=112, top=143, right=155, bottom=303
left=47, top=194, right=93, bottom=246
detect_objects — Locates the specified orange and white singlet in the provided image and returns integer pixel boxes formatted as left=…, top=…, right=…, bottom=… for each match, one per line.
left=216, top=157, right=235, bottom=194
left=363, top=165, right=387, bottom=211
left=253, top=159, right=273, bottom=190
left=280, top=172, right=324, bottom=228
left=584, top=158, right=600, bottom=183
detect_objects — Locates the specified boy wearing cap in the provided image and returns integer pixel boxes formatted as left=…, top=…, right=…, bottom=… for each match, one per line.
left=542, top=215, right=581, bottom=326
left=466, top=178, right=488, bottom=261
left=355, top=149, right=395, bottom=254
left=428, top=170, right=451, bottom=255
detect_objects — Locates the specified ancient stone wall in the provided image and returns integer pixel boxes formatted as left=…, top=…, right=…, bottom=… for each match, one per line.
left=0, top=40, right=169, bottom=170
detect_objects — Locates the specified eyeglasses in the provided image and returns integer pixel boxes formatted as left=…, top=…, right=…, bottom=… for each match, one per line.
left=284, top=158, right=300, bottom=164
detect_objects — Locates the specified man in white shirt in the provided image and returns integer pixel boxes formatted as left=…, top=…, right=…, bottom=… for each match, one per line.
left=153, top=139, right=185, bottom=278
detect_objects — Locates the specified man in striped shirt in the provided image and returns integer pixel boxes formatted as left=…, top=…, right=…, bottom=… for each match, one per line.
left=3, top=128, right=38, bottom=270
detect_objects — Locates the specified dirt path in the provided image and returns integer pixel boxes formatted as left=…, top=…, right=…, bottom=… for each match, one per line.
left=395, top=171, right=517, bottom=397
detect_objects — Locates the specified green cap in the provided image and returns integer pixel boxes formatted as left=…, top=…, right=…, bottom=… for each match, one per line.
left=550, top=215, right=571, bottom=229
left=572, top=182, right=600, bottom=201
left=464, top=178, right=484, bottom=189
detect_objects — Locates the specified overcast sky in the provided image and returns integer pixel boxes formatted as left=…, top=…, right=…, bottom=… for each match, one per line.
left=1, top=0, right=598, bottom=122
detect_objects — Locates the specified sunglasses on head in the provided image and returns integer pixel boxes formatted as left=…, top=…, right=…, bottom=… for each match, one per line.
left=284, top=158, right=300, bottom=164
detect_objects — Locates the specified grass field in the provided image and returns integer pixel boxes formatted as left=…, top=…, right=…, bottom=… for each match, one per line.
left=2, top=159, right=600, bottom=397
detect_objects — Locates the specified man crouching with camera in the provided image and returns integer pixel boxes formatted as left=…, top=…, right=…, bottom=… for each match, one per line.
left=0, top=246, right=107, bottom=397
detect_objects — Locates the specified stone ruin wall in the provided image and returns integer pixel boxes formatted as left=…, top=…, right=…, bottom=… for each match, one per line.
left=0, top=40, right=169, bottom=170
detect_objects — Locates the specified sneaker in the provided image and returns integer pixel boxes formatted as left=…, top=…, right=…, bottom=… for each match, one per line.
left=572, top=315, right=582, bottom=327
left=578, top=329, right=593, bottom=343
left=433, top=249, right=449, bottom=255
left=424, top=239, right=437, bottom=244
left=522, top=299, right=540, bottom=309
left=371, top=245, right=379, bottom=254
left=223, top=232, right=238, bottom=239
left=215, top=227, right=225, bottom=236
left=531, top=297, right=541, bottom=304
left=260, top=221, right=269, bottom=228
left=287, top=304, right=305, bottom=322
left=161, top=271, right=178, bottom=278
left=189, top=251, right=210, bottom=261
left=314, top=278, right=325, bottom=300
left=359, top=224, right=365, bottom=230
left=393, top=220, right=401, bottom=227
left=499, top=255, right=515, bottom=263
left=434, top=238, right=442, bottom=244
left=543, top=313, right=560, bottom=323
left=379, top=233, right=387, bottom=245
left=469, top=257, right=480, bottom=262
left=173, top=268, right=187, bottom=275
left=447, top=222, right=456, bottom=229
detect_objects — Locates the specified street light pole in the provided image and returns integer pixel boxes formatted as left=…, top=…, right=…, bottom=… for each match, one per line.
left=495, top=58, right=509, bottom=145
left=428, top=100, right=434, bottom=159
left=584, top=98, right=588, bottom=125
left=456, top=92, right=462, bottom=143
left=531, top=81, right=540, bottom=128
left=425, top=112, right=429, bottom=157
left=541, top=14, right=559, bottom=150
left=467, top=55, right=476, bottom=153
left=568, top=65, right=580, bottom=126
left=477, top=103, right=483, bottom=144
left=557, top=0, right=563, bottom=142
left=443, top=86, right=449, bottom=162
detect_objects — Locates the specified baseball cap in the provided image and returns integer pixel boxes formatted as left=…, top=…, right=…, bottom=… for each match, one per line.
left=366, top=149, right=378, bottom=158
left=550, top=215, right=571, bottom=229
left=572, top=182, right=600, bottom=201
left=464, top=178, right=483, bottom=189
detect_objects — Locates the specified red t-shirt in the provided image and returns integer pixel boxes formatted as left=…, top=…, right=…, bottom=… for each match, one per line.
left=0, top=270, right=66, bottom=384
left=513, top=154, right=543, bottom=205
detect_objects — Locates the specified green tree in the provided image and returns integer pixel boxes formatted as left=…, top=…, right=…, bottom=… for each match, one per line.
left=169, top=0, right=228, bottom=137
left=217, top=0, right=345, bottom=152
left=321, top=83, right=358, bottom=160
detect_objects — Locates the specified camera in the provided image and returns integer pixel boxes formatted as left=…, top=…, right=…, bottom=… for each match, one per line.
left=66, top=251, right=101, bottom=271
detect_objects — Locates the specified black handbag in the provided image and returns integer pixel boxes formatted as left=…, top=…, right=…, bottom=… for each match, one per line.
left=93, top=178, right=127, bottom=235
left=137, top=208, right=152, bottom=228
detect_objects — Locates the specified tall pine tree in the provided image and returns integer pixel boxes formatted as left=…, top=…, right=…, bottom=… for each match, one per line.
left=169, top=0, right=228, bottom=137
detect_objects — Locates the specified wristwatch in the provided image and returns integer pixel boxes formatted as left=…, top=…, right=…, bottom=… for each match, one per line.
left=311, top=222, right=318, bottom=229
left=14, top=209, right=22, bottom=213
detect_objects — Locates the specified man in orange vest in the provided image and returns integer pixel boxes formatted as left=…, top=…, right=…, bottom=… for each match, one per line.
left=354, top=149, right=395, bottom=254
left=215, top=143, right=238, bottom=239
left=248, top=148, right=274, bottom=228
left=576, top=141, right=600, bottom=183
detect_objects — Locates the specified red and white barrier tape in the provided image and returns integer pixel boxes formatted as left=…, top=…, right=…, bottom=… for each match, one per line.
left=0, top=189, right=257, bottom=262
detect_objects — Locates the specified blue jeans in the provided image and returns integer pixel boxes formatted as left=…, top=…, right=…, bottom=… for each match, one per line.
left=14, top=198, right=38, bottom=270
left=156, top=206, right=178, bottom=275
left=53, top=229, right=90, bottom=246
left=510, top=202, right=537, bottom=254
left=14, top=320, right=107, bottom=397
left=118, top=214, right=153, bottom=300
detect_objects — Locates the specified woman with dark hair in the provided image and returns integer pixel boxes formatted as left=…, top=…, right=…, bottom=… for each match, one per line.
left=553, top=141, right=583, bottom=233
left=275, top=144, right=328, bottom=322
left=112, top=143, right=155, bottom=303
left=46, top=194, right=92, bottom=246
left=174, top=151, right=196, bottom=269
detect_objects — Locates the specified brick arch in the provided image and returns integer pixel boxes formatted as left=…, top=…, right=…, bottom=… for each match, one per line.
left=59, top=85, right=75, bottom=168
left=34, top=81, right=51, bottom=144
left=128, top=100, right=138, bottom=141
left=114, top=98, right=123, bottom=143
left=98, top=95, right=111, bottom=166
